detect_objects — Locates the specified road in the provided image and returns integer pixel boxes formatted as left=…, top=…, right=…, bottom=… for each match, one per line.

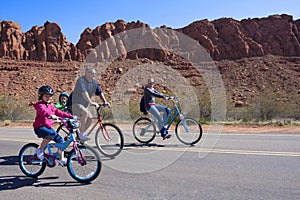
left=0, top=127, right=300, bottom=200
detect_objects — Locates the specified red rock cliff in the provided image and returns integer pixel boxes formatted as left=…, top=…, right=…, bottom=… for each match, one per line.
left=1, top=14, right=300, bottom=62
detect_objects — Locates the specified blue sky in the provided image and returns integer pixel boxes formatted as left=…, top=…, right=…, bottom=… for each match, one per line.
left=1, top=0, right=299, bottom=44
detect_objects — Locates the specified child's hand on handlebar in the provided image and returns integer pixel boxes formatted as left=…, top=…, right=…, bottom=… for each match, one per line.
left=48, top=115, right=60, bottom=122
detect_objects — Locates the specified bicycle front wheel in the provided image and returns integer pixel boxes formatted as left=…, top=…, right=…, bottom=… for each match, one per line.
left=175, top=118, right=202, bottom=145
left=132, top=117, right=156, bottom=144
left=95, top=123, right=124, bottom=157
left=18, top=143, right=46, bottom=177
left=67, top=145, right=101, bottom=183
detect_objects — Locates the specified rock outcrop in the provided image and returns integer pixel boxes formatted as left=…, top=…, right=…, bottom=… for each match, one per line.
left=0, top=21, right=25, bottom=60
left=77, top=14, right=300, bottom=61
left=1, top=14, right=299, bottom=62
left=0, top=21, right=83, bottom=62
left=179, top=14, right=300, bottom=60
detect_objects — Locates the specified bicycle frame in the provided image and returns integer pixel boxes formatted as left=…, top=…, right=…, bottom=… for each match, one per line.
left=45, top=118, right=85, bottom=165
left=164, top=106, right=181, bottom=130
left=149, top=100, right=181, bottom=132
left=85, top=105, right=111, bottom=142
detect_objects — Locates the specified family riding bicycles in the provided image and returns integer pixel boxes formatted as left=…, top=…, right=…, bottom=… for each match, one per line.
left=18, top=68, right=203, bottom=183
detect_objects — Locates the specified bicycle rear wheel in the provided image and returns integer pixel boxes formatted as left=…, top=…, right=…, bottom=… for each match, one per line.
left=18, top=143, right=46, bottom=177
left=95, top=123, right=124, bottom=157
left=175, top=118, right=202, bottom=145
left=132, top=117, right=156, bottom=144
left=67, top=145, right=101, bottom=183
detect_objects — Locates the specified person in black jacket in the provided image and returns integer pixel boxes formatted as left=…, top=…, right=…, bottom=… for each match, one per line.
left=143, top=78, right=171, bottom=140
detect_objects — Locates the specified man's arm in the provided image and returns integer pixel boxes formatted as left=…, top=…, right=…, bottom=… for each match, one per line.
left=82, top=91, right=99, bottom=107
left=95, top=85, right=110, bottom=106
left=99, top=93, right=110, bottom=106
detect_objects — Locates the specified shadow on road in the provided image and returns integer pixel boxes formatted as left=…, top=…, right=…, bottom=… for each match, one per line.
left=0, top=175, right=39, bottom=190
left=124, top=143, right=166, bottom=148
left=0, top=175, right=88, bottom=190
left=0, top=155, right=18, bottom=165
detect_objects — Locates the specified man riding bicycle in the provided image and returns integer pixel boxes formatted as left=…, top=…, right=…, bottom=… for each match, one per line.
left=67, top=66, right=110, bottom=141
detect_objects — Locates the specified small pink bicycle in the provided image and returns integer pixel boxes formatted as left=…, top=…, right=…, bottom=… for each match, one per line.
left=18, top=117, right=102, bottom=183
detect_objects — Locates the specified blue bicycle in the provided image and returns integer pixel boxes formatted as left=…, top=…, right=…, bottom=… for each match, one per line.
left=18, top=118, right=101, bottom=183
left=132, top=96, right=202, bottom=145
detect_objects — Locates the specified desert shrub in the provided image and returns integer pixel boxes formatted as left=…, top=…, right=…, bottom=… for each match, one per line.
left=0, top=94, right=35, bottom=121
left=251, top=92, right=295, bottom=121
left=198, top=90, right=211, bottom=120
left=226, top=90, right=300, bottom=122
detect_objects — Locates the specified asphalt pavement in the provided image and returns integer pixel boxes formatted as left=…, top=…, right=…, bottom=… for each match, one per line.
left=0, top=127, right=300, bottom=200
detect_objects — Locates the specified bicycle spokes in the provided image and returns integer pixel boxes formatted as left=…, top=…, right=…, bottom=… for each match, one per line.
left=67, top=145, right=101, bottom=183
left=95, top=123, right=124, bottom=157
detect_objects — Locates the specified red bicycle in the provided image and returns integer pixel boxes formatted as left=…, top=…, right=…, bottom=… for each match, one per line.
left=57, top=104, right=124, bottom=158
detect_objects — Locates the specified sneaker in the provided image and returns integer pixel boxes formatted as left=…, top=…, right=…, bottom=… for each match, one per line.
left=36, top=148, right=44, bottom=160
left=160, top=128, right=171, bottom=140
left=162, top=134, right=171, bottom=140
left=79, top=133, right=90, bottom=141
left=160, top=127, right=168, bottom=136
left=58, top=158, right=67, bottom=166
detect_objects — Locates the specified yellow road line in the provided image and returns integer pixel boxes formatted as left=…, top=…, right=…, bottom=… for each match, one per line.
left=137, top=146, right=300, bottom=157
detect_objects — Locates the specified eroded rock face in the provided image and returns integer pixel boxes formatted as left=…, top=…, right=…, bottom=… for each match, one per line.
left=0, top=21, right=25, bottom=60
left=0, top=21, right=83, bottom=62
left=180, top=14, right=300, bottom=60
left=77, top=14, right=300, bottom=61
left=1, top=14, right=300, bottom=62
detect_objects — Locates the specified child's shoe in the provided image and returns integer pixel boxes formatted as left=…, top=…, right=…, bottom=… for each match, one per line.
left=58, top=158, right=67, bottom=166
left=36, top=148, right=44, bottom=160
left=79, top=133, right=90, bottom=141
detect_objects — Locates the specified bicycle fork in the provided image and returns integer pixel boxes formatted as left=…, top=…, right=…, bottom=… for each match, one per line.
left=180, top=114, right=190, bottom=132
left=100, top=124, right=112, bottom=142
left=70, top=133, right=86, bottom=165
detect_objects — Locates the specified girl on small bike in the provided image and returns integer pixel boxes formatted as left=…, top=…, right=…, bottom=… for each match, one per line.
left=31, top=86, right=73, bottom=166
left=143, top=78, right=171, bottom=140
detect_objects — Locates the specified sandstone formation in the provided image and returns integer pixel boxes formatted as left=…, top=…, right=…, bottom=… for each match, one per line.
left=180, top=14, right=300, bottom=60
left=0, top=21, right=82, bottom=62
left=1, top=14, right=300, bottom=62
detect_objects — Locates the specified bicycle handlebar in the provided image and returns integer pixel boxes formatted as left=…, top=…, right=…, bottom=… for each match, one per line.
left=57, top=117, right=80, bottom=129
left=96, top=103, right=110, bottom=112
left=98, top=103, right=110, bottom=108
left=166, top=96, right=179, bottom=103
